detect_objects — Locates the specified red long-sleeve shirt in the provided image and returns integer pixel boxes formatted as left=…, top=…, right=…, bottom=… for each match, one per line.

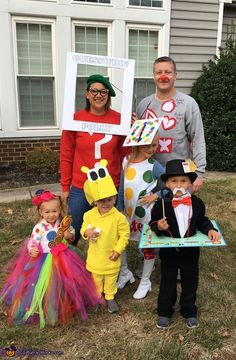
left=60, top=109, right=127, bottom=192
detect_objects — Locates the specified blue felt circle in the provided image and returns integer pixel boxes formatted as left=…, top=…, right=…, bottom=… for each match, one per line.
left=46, top=230, right=57, bottom=241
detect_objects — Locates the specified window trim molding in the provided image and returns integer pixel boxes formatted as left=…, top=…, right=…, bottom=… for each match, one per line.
left=71, top=0, right=112, bottom=6
left=12, top=16, right=58, bottom=131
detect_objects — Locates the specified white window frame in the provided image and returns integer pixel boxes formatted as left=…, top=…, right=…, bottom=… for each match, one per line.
left=12, top=16, right=58, bottom=130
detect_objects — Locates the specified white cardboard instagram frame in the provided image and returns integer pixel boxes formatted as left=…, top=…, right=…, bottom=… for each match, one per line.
left=62, top=52, right=135, bottom=135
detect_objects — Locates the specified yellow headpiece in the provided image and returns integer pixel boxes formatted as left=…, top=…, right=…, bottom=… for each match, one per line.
left=81, top=159, right=118, bottom=205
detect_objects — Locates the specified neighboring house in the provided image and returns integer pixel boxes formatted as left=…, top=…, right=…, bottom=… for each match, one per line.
left=0, top=0, right=235, bottom=167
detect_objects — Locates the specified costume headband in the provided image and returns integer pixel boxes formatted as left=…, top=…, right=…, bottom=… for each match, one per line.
left=32, top=189, right=58, bottom=207
left=81, top=159, right=117, bottom=205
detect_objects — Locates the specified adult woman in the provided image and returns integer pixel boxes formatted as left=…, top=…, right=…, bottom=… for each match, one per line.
left=60, top=74, right=127, bottom=244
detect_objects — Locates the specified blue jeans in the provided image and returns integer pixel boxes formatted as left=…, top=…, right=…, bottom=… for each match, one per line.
left=68, top=186, right=92, bottom=244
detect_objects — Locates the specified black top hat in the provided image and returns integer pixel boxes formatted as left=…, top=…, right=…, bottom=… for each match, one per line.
left=160, top=159, right=198, bottom=183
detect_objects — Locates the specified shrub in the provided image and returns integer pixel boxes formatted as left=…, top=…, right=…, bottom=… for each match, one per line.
left=190, top=30, right=236, bottom=171
left=26, top=146, right=59, bottom=176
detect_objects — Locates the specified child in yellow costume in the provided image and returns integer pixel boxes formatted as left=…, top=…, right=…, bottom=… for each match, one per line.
left=80, top=159, right=130, bottom=313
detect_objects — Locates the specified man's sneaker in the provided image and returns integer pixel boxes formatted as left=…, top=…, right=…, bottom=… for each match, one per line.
left=186, top=317, right=199, bottom=328
left=107, top=299, right=119, bottom=314
left=156, top=316, right=171, bottom=329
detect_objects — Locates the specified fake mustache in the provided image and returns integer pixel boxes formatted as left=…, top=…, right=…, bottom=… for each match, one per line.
left=173, top=187, right=187, bottom=195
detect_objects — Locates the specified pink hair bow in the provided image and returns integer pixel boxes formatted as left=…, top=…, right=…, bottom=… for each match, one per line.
left=32, top=190, right=57, bottom=207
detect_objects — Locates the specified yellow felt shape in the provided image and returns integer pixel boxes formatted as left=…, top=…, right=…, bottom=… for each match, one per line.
left=186, top=159, right=197, bottom=172
left=81, top=159, right=117, bottom=205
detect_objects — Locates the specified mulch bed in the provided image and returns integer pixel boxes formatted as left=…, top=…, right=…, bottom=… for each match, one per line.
left=0, top=164, right=60, bottom=190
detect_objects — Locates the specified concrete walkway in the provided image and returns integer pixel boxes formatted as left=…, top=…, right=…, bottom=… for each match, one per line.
left=0, top=171, right=235, bottom=204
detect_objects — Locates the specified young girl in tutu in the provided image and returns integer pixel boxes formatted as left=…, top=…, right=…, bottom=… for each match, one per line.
left=0, top=189, right=100, bottom=328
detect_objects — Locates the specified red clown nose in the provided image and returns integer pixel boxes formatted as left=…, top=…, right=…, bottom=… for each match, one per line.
left=159, top=74, right=168, bottom=82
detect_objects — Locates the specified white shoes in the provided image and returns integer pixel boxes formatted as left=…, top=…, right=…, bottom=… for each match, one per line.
left=133, top=258, right=155, bottom=300
left=133, top=279, right=151, bottom=299
left=117, top=270, right=135, bottom=289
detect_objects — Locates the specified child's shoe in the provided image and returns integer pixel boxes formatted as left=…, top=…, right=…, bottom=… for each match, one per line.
left=156, top=316, right=171, bottom=329
left=186, top=317, right=199, bottom=328
left=107, top=299, right=119, bottom=314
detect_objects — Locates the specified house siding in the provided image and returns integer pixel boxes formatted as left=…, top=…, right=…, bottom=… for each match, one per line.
left=169, top=0, right=219, bottom=94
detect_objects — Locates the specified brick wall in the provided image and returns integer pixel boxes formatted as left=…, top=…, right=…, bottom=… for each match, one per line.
left=0, top=138, right=60, bottom=167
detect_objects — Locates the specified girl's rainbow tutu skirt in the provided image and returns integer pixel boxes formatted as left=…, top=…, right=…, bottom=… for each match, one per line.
left=0, top=241, right=100, bottom=328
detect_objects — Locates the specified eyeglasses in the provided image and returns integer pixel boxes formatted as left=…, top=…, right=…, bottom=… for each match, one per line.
left=89, top=88, right=109, bottom=97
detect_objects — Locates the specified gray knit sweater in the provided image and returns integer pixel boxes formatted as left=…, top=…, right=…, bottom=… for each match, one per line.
left=136, top=91, right=206, bottom=175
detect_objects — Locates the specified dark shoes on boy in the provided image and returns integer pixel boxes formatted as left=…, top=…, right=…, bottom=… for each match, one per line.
left=156, top=316, right=171, bottom=329
left=107, top=299, right=119, bottom=314
left=185, top=317, right=199, bottom=328
left=156, top=316, right=199, bottom=329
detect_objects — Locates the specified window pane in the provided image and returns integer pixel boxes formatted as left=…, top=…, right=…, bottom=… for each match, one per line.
left=75, top=25, right=108, bottom=76
left=16, top=23, right=53, bottom=75
left=129, top=0, right=163, bottom=6
left=74, top=24, right=108, bottom=109
left=133, top=79, right=155, bottom=111
left=18, top=77, right=55, bottom=127
left=129, top=29, right=158, bottom=77
left=129, top=29, right=158, bottom=110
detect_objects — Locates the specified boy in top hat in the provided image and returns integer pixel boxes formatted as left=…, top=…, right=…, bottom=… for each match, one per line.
left=150, top=159, right=220, bottom=329
left=80, top=159, right=130, bottom=314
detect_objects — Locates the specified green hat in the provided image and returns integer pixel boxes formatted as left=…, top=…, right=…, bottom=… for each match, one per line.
left=87, top=74, right=116, bottom=97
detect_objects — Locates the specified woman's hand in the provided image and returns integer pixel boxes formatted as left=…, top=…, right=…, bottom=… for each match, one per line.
left=138, top=193, right=158, bottom=207
left=63, top=191, right=70, bottom=203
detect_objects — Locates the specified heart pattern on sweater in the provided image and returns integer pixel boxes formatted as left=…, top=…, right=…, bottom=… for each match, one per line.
left=162, top=116, right=176, bottom=131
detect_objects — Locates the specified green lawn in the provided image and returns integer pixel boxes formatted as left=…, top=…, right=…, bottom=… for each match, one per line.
left=0, top=178, right=235, bottom=360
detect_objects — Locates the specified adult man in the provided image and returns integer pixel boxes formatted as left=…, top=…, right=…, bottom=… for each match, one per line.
left=135, top=56, right=206, bottom=193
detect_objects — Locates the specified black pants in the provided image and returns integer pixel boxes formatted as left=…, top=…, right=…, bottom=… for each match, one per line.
left=157, top=248, right=199, bottom=318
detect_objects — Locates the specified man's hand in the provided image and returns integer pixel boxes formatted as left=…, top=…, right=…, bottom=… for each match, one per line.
left=131, top=112, right=138, bottom=126
left=192, top=177, right=204, bottom=193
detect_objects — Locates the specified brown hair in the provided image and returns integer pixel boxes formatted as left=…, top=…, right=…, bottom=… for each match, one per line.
left=153, top=56, right=177, bottom=73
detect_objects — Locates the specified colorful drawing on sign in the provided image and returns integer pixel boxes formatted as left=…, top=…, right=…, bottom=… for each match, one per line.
left=123, top=118, right=163, bottom=146
left=139, top=220, right=226, bottom=248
